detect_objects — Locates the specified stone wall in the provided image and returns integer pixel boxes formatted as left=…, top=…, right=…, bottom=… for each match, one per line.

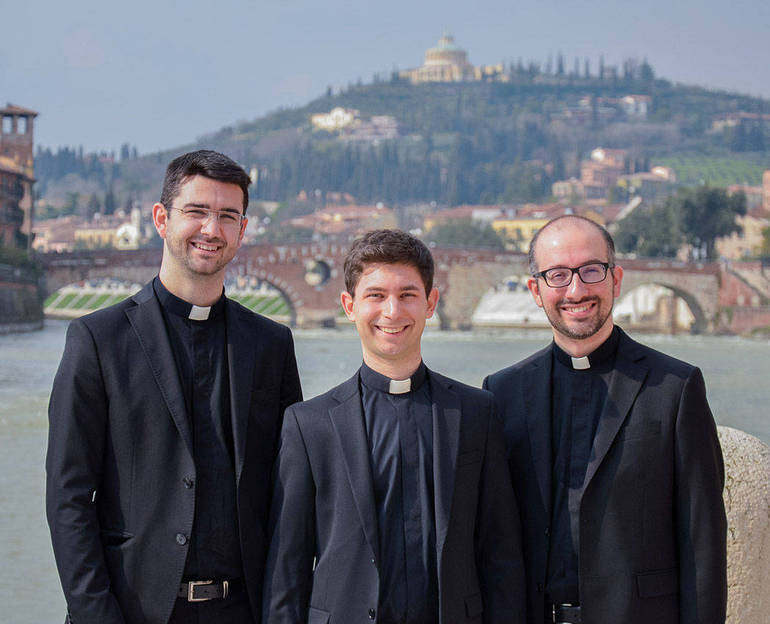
left=719, top=306, right=770, bottom=335
left=0, top=264, right=43, bottom=333
left=718, top=426, right=770, bottom=624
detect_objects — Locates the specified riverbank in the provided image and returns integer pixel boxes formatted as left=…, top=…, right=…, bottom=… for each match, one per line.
left=0, top=318, right=43, bottom=334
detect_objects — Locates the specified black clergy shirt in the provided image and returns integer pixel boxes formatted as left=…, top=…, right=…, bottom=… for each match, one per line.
left=153, top=277, right=243, bottom=581
left=546, top=326, right=620, bottom=605
left=359, top=362, right=439, bottom=624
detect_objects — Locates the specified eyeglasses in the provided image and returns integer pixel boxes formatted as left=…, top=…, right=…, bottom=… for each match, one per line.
left=532, top=262, right=614, bottom=288
left=172, top=206, right=245, bottom=230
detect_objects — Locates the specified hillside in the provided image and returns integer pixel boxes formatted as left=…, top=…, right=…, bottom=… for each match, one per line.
left=34, top=69, right=770, bottom=217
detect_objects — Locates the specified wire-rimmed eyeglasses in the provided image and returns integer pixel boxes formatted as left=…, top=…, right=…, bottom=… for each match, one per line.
left=172, top=206, right=245, bottom=230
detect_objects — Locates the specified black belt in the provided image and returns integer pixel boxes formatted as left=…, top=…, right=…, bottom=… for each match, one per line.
left=551, top=603, right=581, bottom=624
left=178, top=578, right=243, bottom=602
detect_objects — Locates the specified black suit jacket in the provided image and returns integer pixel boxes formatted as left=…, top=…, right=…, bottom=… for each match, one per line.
left=263, top=368, right=526, bottom=624
left=483, top=328, right=726, bottom=624
left=46, top=281, right=302, bottom=624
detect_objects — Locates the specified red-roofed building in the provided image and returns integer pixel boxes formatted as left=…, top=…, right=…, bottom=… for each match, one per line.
left=285, top=203, right=396, bottom=238
left=423, top=204, right=509, bottom=231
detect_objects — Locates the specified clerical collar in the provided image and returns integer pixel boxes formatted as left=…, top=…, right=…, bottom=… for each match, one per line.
left=553, top=326, right=620, bottom=371
left=153, top=276, right=225, bottom=321
left=360, top=361, right=428, bottom=395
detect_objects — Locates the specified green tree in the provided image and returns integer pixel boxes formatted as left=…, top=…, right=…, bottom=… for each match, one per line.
left=639, top=59, right=655, bottom=82
left=63, top=192, right=80, bottom=216
left=87, top=194, right=102, bottom=217
left=758, top=226, right=770, bottom=260
left=500, top=162, right=547, bottom=203
left=615, top=202, right=682, bottom=258
left=675, top=187, right=746, bottom=260
left=104, top=184, right=116, bottom=215
left=424, top=219, right=504, bottom=250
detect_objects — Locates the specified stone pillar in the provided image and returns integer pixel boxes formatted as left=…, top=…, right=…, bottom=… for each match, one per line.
left=717, top=426, right=770, bottom=624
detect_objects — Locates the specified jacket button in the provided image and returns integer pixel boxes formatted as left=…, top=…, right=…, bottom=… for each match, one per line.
left=537, top=582, right=544, bottom=592
left=371, top=557, right=376, bottom=565
left=175, top=533, right=187, bottom=545
left=183, top=477, right=194, bottom=489
left=368, top=608, right=376, bottom=619
left=544, top=527, right=550, bottom=536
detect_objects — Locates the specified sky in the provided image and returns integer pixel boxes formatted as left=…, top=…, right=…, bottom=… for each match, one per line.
left=2, top=0, right=769, bottom=155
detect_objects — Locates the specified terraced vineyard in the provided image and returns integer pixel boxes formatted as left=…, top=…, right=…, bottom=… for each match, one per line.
left=653, top=154, right=770, bottom=188
left=227, top=293, right=291, bottom=318
left=45, top=283, right=292, bottom=322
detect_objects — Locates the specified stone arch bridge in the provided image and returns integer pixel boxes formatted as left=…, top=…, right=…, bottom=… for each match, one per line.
left=38, top=245, right=723, bottom=331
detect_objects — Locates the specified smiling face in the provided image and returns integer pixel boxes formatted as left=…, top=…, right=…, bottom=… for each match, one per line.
left=341, top=262, right=439, bottom=379
left=153, top=174, right=247, bottom=303
left=527, top=219, right=623, bottom=356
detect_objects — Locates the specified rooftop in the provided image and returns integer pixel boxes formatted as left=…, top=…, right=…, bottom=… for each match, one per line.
left=1, top=103, right=38, bottom=117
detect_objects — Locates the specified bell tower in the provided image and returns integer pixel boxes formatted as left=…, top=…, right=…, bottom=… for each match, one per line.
left=0, top=103, right=37, bottom=172
left=0, top=104, right=37, bottom=249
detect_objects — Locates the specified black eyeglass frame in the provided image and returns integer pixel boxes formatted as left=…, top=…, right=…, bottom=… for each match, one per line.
left=532, top=261, right=615, bottom=288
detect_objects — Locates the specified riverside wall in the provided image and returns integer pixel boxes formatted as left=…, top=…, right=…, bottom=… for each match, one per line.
left=719, top=426, right=770, bottom=624
left=0, top=263, right=43, bottom=333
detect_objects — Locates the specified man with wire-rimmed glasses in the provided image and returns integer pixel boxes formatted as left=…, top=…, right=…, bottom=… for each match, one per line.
left=46, top=150, right=302, bottom=624
left=484, top=215, right=726, bottom=624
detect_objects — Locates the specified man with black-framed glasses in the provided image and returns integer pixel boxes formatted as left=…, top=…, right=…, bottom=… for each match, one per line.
left=484, top=215, right=726, bottom=624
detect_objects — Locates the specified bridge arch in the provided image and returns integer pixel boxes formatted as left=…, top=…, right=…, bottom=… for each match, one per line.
left=439, top=257, right=531, bottom=329
left=618, top=271, right=716, bottom=334
left=617, top=261, right=721, bottom=333
left=471, top=274, right=547, bottom=327
left=40, top=249, right=161, bottom=299
left=226, top=269, right=300, bottom=326
left=615, top=282, right=703, bottom=333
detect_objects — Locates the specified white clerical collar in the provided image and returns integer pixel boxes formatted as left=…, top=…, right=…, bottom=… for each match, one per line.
left=388, top=378, right=411, bottom=394
left=188, top=305, right=211, bottom=321
left=571, top=355, right=590, bottom=370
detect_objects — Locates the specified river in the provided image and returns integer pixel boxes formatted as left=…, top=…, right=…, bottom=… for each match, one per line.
left=1, top=320, right=768, bottom=623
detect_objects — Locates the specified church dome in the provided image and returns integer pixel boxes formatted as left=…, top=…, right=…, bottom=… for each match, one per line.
left=424, top=33, right=469, bottom=67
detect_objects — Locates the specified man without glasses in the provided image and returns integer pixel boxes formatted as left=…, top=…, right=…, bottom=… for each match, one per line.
left=46, top=149, right=302, bottom=624
left=484, top=215, right=726, bottom=624
left=263, top=229, right=526, bottom=624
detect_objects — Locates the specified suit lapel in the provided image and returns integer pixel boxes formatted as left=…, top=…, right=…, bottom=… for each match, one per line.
left=125, top=282, right=193, bottom=458
left=525, top=348, right=553, bottom=518
left=583, top=331, right=649, bottom=491
left=226, top=300, right=257, bottom=484
left=328, top=375, right=380, bottom=558
left=429, top=371, right=461, bottom=555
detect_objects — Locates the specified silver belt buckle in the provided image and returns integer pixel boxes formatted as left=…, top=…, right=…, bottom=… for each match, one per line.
left=553, top=603, right=575, bottom=624
left=188, top=579, right=214, bottom=602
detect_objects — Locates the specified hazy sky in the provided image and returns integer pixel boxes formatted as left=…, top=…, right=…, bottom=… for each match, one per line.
left=2, top=0, right=768, bottom=154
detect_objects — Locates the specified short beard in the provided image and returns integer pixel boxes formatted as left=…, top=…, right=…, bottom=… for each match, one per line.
left=544, top=296, right=613, bottom=340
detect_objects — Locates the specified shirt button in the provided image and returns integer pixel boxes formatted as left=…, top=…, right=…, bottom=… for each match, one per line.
left=183, top=477, right=194, bottom=489
left=175, top=533, right=187, bottom=545
left=368, top=608, right=376, bottom=619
